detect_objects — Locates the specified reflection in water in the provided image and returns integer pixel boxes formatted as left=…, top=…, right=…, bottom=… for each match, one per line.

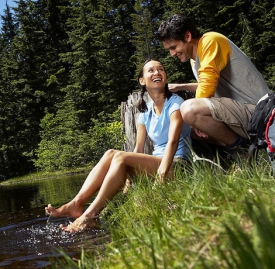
left=0, top=174, right=110, bottom=269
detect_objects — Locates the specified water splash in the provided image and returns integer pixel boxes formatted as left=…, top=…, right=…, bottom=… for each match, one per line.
left=0, top=214, right=109, bottom=268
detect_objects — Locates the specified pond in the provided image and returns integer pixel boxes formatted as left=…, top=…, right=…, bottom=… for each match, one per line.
left=0, top=173, right=109, bottom=269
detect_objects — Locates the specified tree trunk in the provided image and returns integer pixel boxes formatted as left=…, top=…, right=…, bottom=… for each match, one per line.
left=121, top=91, right=153, bottom=154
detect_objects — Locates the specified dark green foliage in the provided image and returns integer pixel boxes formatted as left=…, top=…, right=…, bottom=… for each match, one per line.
left=247, top=0, right=275, bottom=90
left=0, top=0, right=71, bottom=178
left=0, top=0, right=274, bottom=178
left=131, top=0, right=163, bottom=68
left=35, top=106, right=124, bottom=171
left=58, top=0, right=137, bottom=131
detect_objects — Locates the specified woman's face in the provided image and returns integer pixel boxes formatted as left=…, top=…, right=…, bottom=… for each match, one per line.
left=139, top=60, right=167, bottom=90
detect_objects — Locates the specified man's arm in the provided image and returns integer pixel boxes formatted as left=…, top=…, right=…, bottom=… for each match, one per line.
left=195, top=33, right=231, bottom=98
left=168, top=83, right=198, bottom=93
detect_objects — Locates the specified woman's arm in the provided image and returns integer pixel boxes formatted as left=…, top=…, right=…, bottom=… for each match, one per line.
left=168, top=83, right=198, bottom=93
left=133, top=123, right=147, bottom=153
left=157, top=110, right=183, bottom=181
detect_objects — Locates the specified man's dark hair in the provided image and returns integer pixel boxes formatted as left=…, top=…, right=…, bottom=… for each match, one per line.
left=155, top=14, right=202, bottom=42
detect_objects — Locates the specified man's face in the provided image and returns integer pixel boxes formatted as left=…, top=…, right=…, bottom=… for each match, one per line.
left=162, top=38, right=192, bottom=63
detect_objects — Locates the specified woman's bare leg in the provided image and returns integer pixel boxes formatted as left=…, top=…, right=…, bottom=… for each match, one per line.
left=45, top=149, right=119, bottom=218
left=60, top=152, right=165, bottom=232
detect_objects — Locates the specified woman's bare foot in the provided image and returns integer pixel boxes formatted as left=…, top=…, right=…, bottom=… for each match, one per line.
left=60, top=215, right=100, bottom=232
left=45, top=201, right=83, bottom=219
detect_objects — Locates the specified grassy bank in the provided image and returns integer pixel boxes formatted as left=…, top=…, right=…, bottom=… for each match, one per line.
left=0, top=163, right=93, bottom=185
left=49, top=153, right=275, bottom=269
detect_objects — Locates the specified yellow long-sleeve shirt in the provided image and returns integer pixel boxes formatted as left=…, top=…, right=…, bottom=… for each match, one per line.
left=191, top=32, right=269, bottom=104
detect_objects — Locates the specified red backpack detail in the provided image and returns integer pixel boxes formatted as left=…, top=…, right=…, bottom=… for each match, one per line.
left=265, top=108, right=275, bottom=153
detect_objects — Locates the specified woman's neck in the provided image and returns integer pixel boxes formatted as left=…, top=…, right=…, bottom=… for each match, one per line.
left=153, top=103, right=164, bottom=116
left=152, top=94, right=165, bottom=116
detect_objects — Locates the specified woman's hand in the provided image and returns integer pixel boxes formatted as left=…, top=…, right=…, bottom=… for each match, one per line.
left=152, top=171, right=165, bottom=187
left=153, top=168, right=174, bottom=187
left=157, top=170, right=165, bottom=183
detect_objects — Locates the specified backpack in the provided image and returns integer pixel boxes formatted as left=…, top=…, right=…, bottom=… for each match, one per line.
left=247, top=92, right=275, bottom=171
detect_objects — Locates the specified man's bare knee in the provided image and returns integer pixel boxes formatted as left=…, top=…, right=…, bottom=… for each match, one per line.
left=180, top=99, right=197, bottom=125
left=180, top=99, right=211, bottom=126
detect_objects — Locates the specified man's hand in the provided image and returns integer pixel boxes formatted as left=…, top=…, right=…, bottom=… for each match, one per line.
left=168, top=83, right=198, bottom=93
left=168, top=83, right=182, bottom=92
left=194, top=128, right=209, bottom=138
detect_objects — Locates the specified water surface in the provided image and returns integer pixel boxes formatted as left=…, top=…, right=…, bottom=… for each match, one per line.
left=0, top=174, right=109, bottom=268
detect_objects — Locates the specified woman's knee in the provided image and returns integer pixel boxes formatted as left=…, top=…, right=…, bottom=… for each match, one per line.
left=112, top=151, right=127, bottom=163
left=103, top=149, right=118, bottom=159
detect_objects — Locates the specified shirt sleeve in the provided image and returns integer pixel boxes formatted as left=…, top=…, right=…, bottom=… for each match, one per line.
left=196, top=32, right=231, bottom=98
left=138, top=112, right=145, bottom=125
left=168, top=95, right=183, bottom=116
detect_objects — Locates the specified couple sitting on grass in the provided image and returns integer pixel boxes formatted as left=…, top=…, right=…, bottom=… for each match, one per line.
left=46, top=14, right=270, bottom=232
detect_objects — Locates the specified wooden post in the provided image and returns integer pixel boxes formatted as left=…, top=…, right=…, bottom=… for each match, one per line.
left=121, top=91, right=153, bottom=154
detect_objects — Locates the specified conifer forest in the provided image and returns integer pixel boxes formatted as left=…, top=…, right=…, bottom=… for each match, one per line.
left=0, top=0, right=274, bottom=179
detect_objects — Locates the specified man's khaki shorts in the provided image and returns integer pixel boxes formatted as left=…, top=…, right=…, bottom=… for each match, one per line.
left=203, top=97, right=255, bottom=139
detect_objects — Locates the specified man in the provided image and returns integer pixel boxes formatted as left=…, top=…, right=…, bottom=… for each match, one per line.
left=155, top=14, right=270, bottom=151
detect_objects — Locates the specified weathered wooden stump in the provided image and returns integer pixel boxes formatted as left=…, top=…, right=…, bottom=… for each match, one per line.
left=121, top=91, right=153, bottom=154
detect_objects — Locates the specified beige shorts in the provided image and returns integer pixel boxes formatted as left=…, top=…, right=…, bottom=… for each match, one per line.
left=203, top=97, right=255, bottom=139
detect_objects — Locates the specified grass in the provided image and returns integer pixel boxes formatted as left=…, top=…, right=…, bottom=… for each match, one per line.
left=0, top=163, right=93, bottom=185
left=48, top=152, right=275, bottom=269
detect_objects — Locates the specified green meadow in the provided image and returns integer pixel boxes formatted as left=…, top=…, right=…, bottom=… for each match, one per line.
left=49, top=152, right=275, bottom=269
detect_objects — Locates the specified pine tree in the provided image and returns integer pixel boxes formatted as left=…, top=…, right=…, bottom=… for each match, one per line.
left=95, top=0, right=136, bottom=104
left=0, top=0, right=72, bottom=178
left=35, top=0, right=72, bottom=112
left=131, top=0, right=156, bottom=66
left=0, top=1, right=22, bottom=178
left=247, top=0, right=275, bottom=90
left=59, top=0, right=136, bottom=130
left=36, top=0, right=137, bottom=170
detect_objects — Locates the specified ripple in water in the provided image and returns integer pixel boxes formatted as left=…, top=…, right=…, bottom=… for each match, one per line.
left=0, top=215, right=109, bottom=268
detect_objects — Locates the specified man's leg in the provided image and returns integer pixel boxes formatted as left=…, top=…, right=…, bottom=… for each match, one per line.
left=180, top=98, right=240, bottom=147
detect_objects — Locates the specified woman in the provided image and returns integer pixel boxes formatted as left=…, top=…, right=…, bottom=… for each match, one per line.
left=45, top=59, right=191, bottom=232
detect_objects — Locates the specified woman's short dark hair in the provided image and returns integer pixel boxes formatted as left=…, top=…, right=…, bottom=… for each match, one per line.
left=155, top=14, right=202, bottom=42
left=137, top=59, right=172, bottom=113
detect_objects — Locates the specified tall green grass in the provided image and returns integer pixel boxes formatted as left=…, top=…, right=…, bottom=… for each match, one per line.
left=49, top=155, right=275, bottom=269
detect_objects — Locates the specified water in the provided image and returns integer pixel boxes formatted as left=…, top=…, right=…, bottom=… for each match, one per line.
left=0, top=174, right=109, bottom=268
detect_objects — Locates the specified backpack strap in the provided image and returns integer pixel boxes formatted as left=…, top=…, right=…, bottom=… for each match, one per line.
left=248, top=143, right=259, bottom=167
left=247, top=95, right=269, bottom=144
